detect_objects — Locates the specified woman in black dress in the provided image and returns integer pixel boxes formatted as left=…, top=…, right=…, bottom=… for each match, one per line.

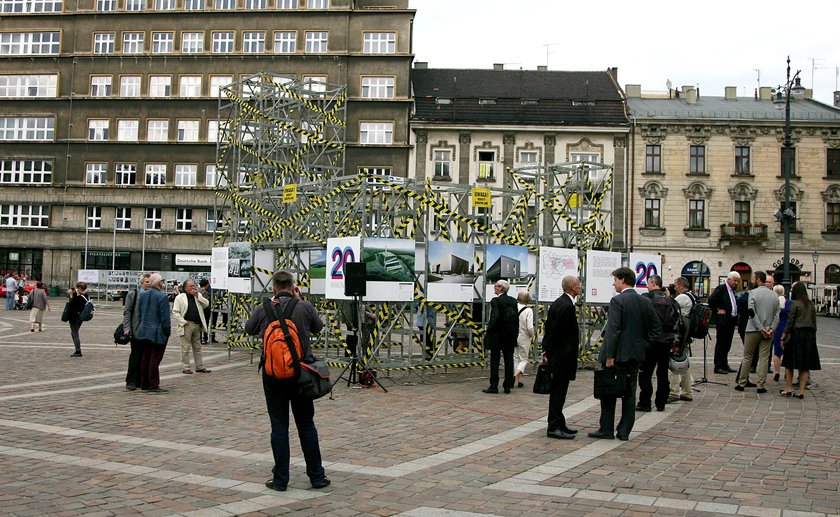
left=780, top=282, right=820, bottom=399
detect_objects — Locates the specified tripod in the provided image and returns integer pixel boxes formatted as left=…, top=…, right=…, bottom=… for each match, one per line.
left=692, top=333, right=726, bottom=386
left=335, top=295, right=388, bottom=392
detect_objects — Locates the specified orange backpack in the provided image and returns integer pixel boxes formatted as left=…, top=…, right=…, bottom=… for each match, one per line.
left=261, top=298, right=303, bottom=380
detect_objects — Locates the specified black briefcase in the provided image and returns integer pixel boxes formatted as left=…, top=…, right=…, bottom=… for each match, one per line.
left=532, top=363, right=552, bottom=395
left=593, top=367, right=632, bottom=399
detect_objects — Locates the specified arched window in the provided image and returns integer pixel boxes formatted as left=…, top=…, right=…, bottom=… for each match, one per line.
left=825, top=264, right=840, bottom=284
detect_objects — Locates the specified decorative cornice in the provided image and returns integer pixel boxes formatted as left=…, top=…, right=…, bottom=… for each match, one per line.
left=638, top=180, right=668, bottom=199
left=685, top=125, right=712, bottom=145
left=640, top=125, right=667, bottom=144
left=543, top=134, right=556, bottom=146
left=821, top=129, right=840, bottom=148
left=729, top=127, right=757, bottom=146
left=415, top=129, right=428, bottom=145
left=458, top=132, right=471, bottom=145
left=821, top=184, right=840, bottom=203
left=774, top=184, right=804, bottom=202
left=683, top=181, right=713, bottom=199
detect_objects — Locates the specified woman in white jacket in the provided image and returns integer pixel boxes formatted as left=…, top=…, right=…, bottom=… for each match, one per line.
left=514, top=291, right=535, bottom=388
left=172, top=279, right=211, bottom=374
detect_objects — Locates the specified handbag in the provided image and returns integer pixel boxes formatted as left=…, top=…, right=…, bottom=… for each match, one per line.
left=296, top=359, right=332, bottom=400
left=60, top=301, right=71, bottom=322
left=532, top=363, right=552, bottom=395
left=593, top=367, right=632, bottom=399
left=114, top=323, right=131, bottom=345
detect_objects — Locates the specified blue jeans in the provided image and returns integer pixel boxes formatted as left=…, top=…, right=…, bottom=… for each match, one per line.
left=262, top=373, right=326, bottom=488
left=5, top=291, right=14, bottom=310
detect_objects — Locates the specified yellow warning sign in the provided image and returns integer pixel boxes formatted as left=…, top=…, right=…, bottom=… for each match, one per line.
left=472, top=188, right=491, bottom=209
left=568, top=193, right=580, bottom=209
left=283, top=184, right=297, bottom=203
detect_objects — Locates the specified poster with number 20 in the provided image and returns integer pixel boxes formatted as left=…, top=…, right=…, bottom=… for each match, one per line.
left=325, top=236, right=361, bottom=300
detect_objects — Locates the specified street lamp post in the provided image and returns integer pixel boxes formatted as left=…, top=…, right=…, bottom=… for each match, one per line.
left=812, top=250, right=819, bottom=284
left=774, top=56, right=805, bottom=295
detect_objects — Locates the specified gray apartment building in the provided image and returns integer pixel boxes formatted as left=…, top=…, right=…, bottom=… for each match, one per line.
left=0, top=0, right=414, bottom=285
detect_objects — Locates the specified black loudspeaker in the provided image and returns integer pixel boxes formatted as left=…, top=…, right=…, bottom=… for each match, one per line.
left=344, top=262, right=367, bottom=297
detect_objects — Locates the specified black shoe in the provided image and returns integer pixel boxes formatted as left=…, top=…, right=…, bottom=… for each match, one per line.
left=482, top=387, right=499, bottom=394
left=546, top=430, right=575, bottom=440
left=726, top=366, right=738, bottom=373
left=125, top=383, right=136, bottom=391
left=503, top=387, right=511, bottom=394
left=617, top=435, right=629, bottom=441
left=656, top=405, right=665, bottom=412
left=517, top=382, right=524, bottom=388
left=757, top=388, right=767, bottom=394
left=714, top=368, right=729, bottom=374
left=265, top=480, right=287, bottom=492
left=734, top=385, right=745, bottom=391
left=587, top=431, right=615, bottom=440
left=561, top=427, right=578, bottom=434
left=70, top=351, right=82, bottom=357
left=773, top=373, right=780, bottom=382
left=745, top=381, right=757, bottom=388
left=311, top=478, right=331, bottom=489
left=635, top=404, right=652, bottom=412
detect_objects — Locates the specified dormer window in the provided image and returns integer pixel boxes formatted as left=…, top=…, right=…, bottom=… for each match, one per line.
left=478, top=98, right=496, bottom=105
left=435, top=98, right=452, bottom=105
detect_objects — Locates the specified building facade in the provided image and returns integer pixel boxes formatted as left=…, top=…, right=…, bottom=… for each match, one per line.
left=0, top=0, right=414, bottom=285
left=626, top=84, right=840, bottom=295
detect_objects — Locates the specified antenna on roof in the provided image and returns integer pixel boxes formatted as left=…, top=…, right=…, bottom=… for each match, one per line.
left=753, top=68, right=760, bottom=92
left=666, top=79, right=672, bottom=90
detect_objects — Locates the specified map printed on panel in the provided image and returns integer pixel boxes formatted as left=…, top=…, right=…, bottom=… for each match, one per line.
left=538, top=247, right=579, bottom=302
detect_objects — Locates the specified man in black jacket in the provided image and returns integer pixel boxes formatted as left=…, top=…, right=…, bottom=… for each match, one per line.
left=708, top=271, right=741, bottom=374
left=482, top=279, right=519, bottom=394
left=542, top=275, right=582, bottom=439
left=638, top=275, right=678, bottom=412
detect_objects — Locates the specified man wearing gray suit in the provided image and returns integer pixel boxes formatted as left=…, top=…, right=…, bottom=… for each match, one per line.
left=735, top=270, right=779, bottom=393
left=589, top=267, right=661, bottom=441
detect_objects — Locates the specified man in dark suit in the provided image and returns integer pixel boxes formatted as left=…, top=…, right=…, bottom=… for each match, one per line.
left=707, top=271, right=741, bottom=374
left=589, top=267, right=661, bottom=441
left=542, top=275, right=582, bottom=440
left=482, top=279, right=519, bottom=394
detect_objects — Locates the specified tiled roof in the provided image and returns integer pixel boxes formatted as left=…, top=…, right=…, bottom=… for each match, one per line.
left=627, top=96, right=840, bottom=122
left=412, top=68, right=628, bottom=127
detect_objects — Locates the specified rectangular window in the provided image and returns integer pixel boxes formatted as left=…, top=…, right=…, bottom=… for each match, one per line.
left=827, top=149, right=840, bottom=178
left=0, top=74, right=58, bottom=98
left=86, top=162, right=107, bottom=184
left=0, top=31, right=60, bottom=56
left=115, top=163, right=136, bottom=185
left=478, top=150, right=495, bottom=179
left=93, top=33, right=115, bottom=54
left=363, top=32, right=396, bottom=54
left=175, top=164, right=197, bottom=186
left=90, top=75, right=112, bottom=97
left=304, top=31, right=327, bottom=53
left=212, top=32, right=234, bottom=53
left=0, top=205, right=49, bottom=228
left=177, top=120, right=199, bottom=142
left=205, top=164, right=227, bottom=187
left=209, top=75, right=232, bottom=97
left=97, top=0, right=116, bottom=10
left=242, top=31, right=265, bottom=53
left=152, top=32, right=174, bottom=53
left=781, top=147, right=797, bottom=177
left=86, top=206, right=102, bottom=229
left=735, top=146, right=750, bottom=175
left=307, top=0, right=326, bottom=8
left=149, top=75, right=171, bottom=97
left=689, top=145, right=706, bottom=174
left=645, top=144, right=661, bottom=173
left=273, top=31, right=296, bottom=53
left=734, top=200, right=751, bottom=235
left=1, top=0, right=63, bottom=12
left=155, top=0, right=175, bottom=8
left=122, top=32, right=144, bottom=54
left=0, top=117, right=54, bottom=141
left=207, top=120, right=219, bottom=143
left=176, top=208, right=192, bottom=231
left=88, top=119, right=109, bottom=141
left=519, top=150, right=538, bottom=167
left=179, top=75, right=202, bottom=97
left=827, top=203, right=840, bottom=230
left=120, top=75, right=141, bottom=97
left=206, top=208, right=223, bottom=232
left=688, top=199, right=705, bottom=229
left=644, top=198, right=660, bottom=227
left=361, top=76, right=394, bottom=99
left=145, top=207, right=161, bottom=231
left=147, top=119, right=168, bottom=141
left=214, top=0, right=234, bottom=8
left=115, top=207, right=131, bottom=230
left=181, top=32, right=204, bottom=53
left=359, top=122, right=393, bottom=144
left=433, top=149, right=451, bottom=178
left=184, top=0, right=204, bottom=7
left=125, top=0, right=145, bottom=10
left=145, top=164, right=166, bottom=186
left=276, top=0, right=296, bottom=7
left=245, top=0, right=264, bottom=7
left=117, top=119, right=139, bottom=141
left=0, top=159, right=53, bottom=184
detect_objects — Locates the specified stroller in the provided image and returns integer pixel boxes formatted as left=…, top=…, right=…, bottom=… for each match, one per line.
left=14, top=287, right=27, bottom=310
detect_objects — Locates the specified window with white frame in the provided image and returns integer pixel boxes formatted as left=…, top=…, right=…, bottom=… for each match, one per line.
left=214, top=0, right=234, bottom=9
left=276, top=0, right=296, bottom=7
left=149, top=75, right=171, bottom=97
left=184, top=0, right=204, bottom=9
left=206, top=208, right=223, bottom=232
left=361, top=76, right=394, bottom=99
left=122, top=32, right=144, bottom=54
left=0, top=32, right=60, bottom=56
left=303, top=75, right=326, bottom=96
left=179, top=75, right=201, bottom=97
left=177, top=120, right=199, bottom=142
left=644, top=198, right=660, bottom=228
left=176, top=208, right=192, bottom=231
left=688, top=199, right=705, bottom=229
left=307, top=0, right=326, bottom=8
left=125, top=0, right=145, bottom=10
left=175, top=164, right=197, bottom=186
left=154, top=0, right=174, bottom=8
left=212, top=32, right=234, bottom=53
left=115, top=163, right=136, bottom=185
left=115, top=207, right=131, bottom=230
left=120, top=75, right=141, bottom=97
left=151, top=32, right=174, bottom=53
left=207, top=120, right=219, bottom=143
left=87, top=119, right=109, bottom=141
left=147, top=120, right=168, bottom=141
left=242, top=31, right=265, bottom=53
left=96, top=0, right=116, bottom=10
left=181, top=32, right=204, bottom=53
left=145, top=164, right=166, bottom=186
left=0, top=204, right=49, bottom=228
left=90, top=75, right=111, bottom=97
left=86, top=206, right=102, bottom=229
left=519, top=150, right=538, bottom=167
left=117, top=119, right=139, bottom=141
left=0, top=159, right=53, bottom=184
left=209, top=75, right=231, bottom=97
left=0, top=74, right=58, bottom=98
left=1, top=0, right=63, bottom=12
left=478, top=150, right=495, bottom=180
left=245, top=0, right=264, bottom=8
left=363, top=32, right=395, bottom=54
left=433, top=149, right=451, bottom=178
left=93, top=33, right=115, bottom=54
left=205, top=164, right=228, bottom=187
left=0, top=117, right=54, bottom=141
left=359, top=122, right=392, bottom=144
left=145, top=207, right=161, bottom=231
left=86, top=162, right=107, bottom=184
left=273, top=31, right=295, bottom=53
left=304, top=31, right=327, bottom=53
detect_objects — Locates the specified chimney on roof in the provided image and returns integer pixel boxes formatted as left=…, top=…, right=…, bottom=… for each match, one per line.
left=625, top=84, right=641, bottom=98
left=759, top=86, right=772, bottom=100
left=835, top=91, right=840, bottom=108
left=537, top=65, right=547, bottom=72
left=607, top=67, right=618, bottom=82
left=493, top=63, right=504, bottom=71
left=414, top=61, right=428, bottom=69
left=685, top=87, right=697, bottom=105
left=804, top=88, right=813, bottom=99
left=725, top=86, right=737, bottom=100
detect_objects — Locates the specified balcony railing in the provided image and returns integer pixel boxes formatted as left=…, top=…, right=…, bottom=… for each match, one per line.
left=720, top=223, right=768, bottom=242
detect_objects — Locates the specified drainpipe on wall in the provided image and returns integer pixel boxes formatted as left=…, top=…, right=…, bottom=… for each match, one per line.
left=628, top=116, right=636, bottom=251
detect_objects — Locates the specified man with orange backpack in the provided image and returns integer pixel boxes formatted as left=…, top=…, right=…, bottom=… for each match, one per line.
left=245, top=270, right=330, bottom=492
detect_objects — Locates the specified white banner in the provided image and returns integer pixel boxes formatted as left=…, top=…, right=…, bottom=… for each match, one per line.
left=211, top=247, right=228, bottom=290
left=77, top=269, right=99, bottom=284
left=538, top=247, right=579, bottom=302
left=585, top=250, right=621, bottom=304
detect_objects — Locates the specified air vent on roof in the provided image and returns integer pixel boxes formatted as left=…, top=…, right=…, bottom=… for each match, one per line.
left=521, top=99, right=539, bottom=105
left=479, top=99, right=497, bottom=105
left=436, top=98, right=452, bottom=105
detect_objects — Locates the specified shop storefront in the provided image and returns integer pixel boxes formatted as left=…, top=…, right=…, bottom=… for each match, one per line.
left=730, top=261, right=752, bottom=287
left=681, top=260, right=711, bottom=298
left=0, top=248, right=44, bottom=280
left=771, top=257, right=803, bottom=285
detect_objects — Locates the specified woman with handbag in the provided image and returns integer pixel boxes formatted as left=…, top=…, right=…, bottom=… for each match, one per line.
left=779, top=282, right=820, bottom=399
left=514, top=291, right=535, bottom=388
left=66, top=282, right=89, bottom=357
left=29, top=282, right=50, bottom=332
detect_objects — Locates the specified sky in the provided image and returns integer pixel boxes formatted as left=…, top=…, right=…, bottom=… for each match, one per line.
left=410, top=0, right=840, bottom=106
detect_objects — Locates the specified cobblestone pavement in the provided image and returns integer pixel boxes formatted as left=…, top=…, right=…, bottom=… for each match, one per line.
left=1, top=301, right=838, bottom=516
